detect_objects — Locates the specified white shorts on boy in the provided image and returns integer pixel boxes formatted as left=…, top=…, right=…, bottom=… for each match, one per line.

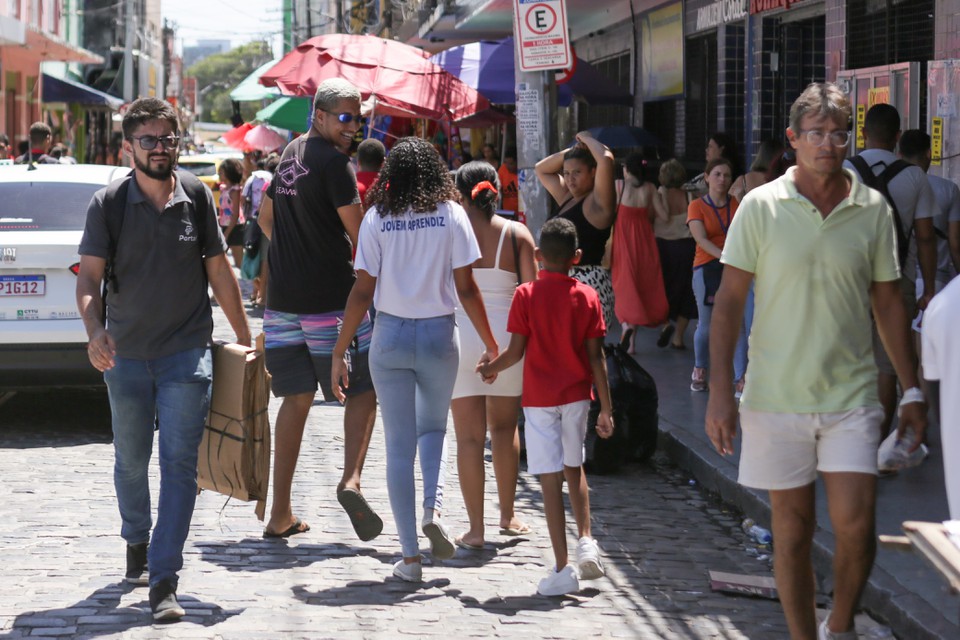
left=523, top=400, right=590, bottom=475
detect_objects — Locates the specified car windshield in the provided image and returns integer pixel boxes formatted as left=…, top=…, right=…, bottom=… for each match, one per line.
left=0, top=182, right=104, bottom=231
left=178, top=162, right=217, bottom=177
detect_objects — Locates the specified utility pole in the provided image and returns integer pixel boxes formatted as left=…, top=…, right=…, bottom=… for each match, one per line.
left=123, top=0, right=135, bottom=102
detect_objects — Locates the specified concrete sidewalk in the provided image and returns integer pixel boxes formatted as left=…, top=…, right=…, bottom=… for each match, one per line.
left=626, top=324, right=959, bottom=640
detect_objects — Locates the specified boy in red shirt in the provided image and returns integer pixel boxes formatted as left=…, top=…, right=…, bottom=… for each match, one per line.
left=479, top=217, right=614, bottom=596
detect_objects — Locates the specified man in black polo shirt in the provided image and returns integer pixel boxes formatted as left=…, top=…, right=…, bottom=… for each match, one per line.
left=76, top=97, right=250, bottom=621
left=257, top=78, right=382, bottom=542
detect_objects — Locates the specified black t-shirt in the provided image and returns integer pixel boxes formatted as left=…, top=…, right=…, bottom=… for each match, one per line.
left=78, top=174, right=225, bottom=359
left=266, top=135, right=361, bottom=313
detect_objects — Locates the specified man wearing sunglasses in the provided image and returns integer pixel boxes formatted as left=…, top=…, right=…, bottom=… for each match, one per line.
left=706, top=83, right=926, bottom=640
left=257, top=78, right=383, bottom=543
left=76, top=97, right=250, bottom=621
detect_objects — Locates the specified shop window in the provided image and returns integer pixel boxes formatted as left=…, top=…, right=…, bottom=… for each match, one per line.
left=847, top=0, right=933, bottom=70
left=579, top=52, right=631, bottom=131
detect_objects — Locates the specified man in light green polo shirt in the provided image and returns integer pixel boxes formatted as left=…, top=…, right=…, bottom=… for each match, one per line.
left=705, top=83, right=928, bottom=640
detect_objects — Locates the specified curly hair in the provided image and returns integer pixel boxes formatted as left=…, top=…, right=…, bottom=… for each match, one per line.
left=365, top=137, right=459, bottom=217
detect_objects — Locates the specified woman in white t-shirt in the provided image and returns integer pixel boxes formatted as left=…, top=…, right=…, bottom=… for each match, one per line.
left=332, top=137, right=498, bottom=584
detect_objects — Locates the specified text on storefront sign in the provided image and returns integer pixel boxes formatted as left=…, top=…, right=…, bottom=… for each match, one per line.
left=696, top=0, right=748, bottom=31
left=750, top=0, right=795, bottom=14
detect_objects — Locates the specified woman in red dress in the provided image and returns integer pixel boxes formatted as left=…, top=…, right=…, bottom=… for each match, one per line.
left=611, top=154, right=669, bottom=353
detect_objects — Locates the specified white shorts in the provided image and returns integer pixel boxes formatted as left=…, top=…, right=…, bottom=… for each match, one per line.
left=738, top=407, right=883, bottom=490
left=523, top=400, right=590, bottom=475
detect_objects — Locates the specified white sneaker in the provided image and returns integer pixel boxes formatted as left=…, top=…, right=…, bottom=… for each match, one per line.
left=537, top=565, right=580, bottom=596
left=818, top=617, right=857, bottom=640
left=576, top=536, right=605, bottom=580
left=421, top=511, right=456, bottom=560
left=392, top=559, right=423, bottom=583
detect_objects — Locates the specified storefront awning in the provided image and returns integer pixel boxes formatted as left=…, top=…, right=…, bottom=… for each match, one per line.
left=42, top=73, right=123, bottom=109
left=24, top=25, right=103, bottom=64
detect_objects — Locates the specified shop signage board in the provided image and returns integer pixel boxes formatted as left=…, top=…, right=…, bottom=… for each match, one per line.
left=868, top=86, right=890, bottom=107
left=855, top=104, right=866, bottom=150
left=750, top=0, right=798, bottom=14
left=514, top=0, right=571, bottom=72
left=694, top=0, right=747, bottom=32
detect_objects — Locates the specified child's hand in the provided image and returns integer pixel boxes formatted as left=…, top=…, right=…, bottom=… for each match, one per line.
left=475, top=358, right=497, bottom=384
left=595, top=411, right=614, bottom=439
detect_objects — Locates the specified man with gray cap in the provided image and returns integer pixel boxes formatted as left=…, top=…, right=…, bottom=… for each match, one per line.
left=257, top=78, right=382, bottom=542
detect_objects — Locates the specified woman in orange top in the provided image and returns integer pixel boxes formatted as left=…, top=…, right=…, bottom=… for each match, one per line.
left=686, top=157, right=749, bottom=393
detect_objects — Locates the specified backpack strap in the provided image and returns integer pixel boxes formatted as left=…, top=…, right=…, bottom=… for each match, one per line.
left=101, top=175, right=133, bottom=319
left=849, top=156, right=912, bottom=265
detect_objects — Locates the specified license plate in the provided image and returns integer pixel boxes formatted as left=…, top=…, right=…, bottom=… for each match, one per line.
left=0, top=275, right=45, bottom=296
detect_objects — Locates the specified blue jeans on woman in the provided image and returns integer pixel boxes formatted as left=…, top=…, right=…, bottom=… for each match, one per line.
left=692, top=267, right=751, bottom=382
left=369, top=312, right=459, bottom=559
left=104, top=347, right=212, bottom=589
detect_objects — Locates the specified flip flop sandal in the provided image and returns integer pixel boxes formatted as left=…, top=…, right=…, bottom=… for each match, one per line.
left=263, top=518, right=310, bottom=539
left=337, top=488, right=384, bottom=542
left=455, top=535, right=484, bottom=551
left=499, top=524, right=533, bottom=536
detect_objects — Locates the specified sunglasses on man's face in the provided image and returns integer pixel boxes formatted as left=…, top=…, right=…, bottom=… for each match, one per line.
left=319, top=109, right=367, bottom=125
left=132, top=135, right=180, bottom=151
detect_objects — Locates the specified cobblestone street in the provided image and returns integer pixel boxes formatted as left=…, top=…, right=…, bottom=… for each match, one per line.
left=0, top=297, right=892, bottom=639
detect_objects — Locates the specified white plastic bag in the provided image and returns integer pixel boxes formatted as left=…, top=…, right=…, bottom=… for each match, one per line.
left=877, top=427, right=928, bottom=472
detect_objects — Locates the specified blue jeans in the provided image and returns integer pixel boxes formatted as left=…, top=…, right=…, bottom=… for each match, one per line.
left=104, top=347, right=212, bottom=588
left=692, top=267, right=751, bottom=381
left=369, top=312, right=459, bottom=558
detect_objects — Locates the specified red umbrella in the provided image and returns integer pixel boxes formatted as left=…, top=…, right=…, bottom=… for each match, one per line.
left=260, top=34, right=490, bottom=122
left=221, top=122, right=254, bottom=149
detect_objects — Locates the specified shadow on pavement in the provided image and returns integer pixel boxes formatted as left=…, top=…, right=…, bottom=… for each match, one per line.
left=451, top=587, right=599, bottom=615
left=197, top=539, right=396, bottom=572
left=9, top=581, right=242, bottom=637
left=0, top=389, right=112, bottom=448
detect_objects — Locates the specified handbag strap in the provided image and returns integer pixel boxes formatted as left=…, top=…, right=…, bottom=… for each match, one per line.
left=509, top=222, right=520, bottom=285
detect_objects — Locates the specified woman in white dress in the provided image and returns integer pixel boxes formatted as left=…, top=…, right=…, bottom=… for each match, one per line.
left=451, top=162, right=538, bottom=550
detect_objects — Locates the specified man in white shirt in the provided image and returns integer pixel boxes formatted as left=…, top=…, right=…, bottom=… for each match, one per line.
left=922, top=277, right=960, bottom=519
left=845, top=104, right=938, bottom=440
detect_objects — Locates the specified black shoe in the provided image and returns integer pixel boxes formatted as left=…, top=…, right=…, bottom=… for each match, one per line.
left=149, top=579, right=185, bottom=621
left=656, top=324, right=675, bottom=348
left=125, top=542, right=149, bottom=586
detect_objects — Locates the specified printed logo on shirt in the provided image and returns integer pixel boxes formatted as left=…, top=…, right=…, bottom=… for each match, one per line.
left=178, top=214, right=198, bottom=242
left=275, top=156, right=309, bottom=196
left=380, top=215, right=446, bottom=232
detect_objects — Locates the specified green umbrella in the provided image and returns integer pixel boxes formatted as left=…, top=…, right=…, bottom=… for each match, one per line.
left=229, top=60, right=282, bottom=102
left=256, top=96, right=312, bottom=133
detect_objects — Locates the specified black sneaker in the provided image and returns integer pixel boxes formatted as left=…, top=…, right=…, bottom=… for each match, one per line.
left=149, top=579, right=185, bottom=621
left=125, top=542, right=148, bottom=586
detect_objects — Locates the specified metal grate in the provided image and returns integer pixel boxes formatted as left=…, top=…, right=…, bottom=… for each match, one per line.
left=579, top=52, right=632, bottom=131
left=684, top=33, right=719, bottom=166
left=846, top=0, right=934, bottom=70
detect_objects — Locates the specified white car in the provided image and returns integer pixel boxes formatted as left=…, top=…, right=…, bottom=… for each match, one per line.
left=0, top=163, right=131, bottom=390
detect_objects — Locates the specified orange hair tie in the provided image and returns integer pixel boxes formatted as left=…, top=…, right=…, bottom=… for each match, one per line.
left=471, top=180, right=498, bottom=199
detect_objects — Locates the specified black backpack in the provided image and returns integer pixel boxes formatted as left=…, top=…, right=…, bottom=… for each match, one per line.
left=848, top=155, right=912, bottom=265
left=100, top=169, right=211, bottom=318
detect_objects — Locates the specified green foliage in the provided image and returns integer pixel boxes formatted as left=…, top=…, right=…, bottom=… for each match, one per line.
left=187, top=41, right=273, bottom=123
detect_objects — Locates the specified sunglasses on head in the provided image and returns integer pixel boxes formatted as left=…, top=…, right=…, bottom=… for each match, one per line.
left=132, top=135, right=180, bottom=151
left=319, top=109, right=367, bottom=125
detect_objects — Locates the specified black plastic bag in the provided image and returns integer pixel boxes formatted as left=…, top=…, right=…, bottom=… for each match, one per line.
left=585, top=332, right=659, bottom=474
